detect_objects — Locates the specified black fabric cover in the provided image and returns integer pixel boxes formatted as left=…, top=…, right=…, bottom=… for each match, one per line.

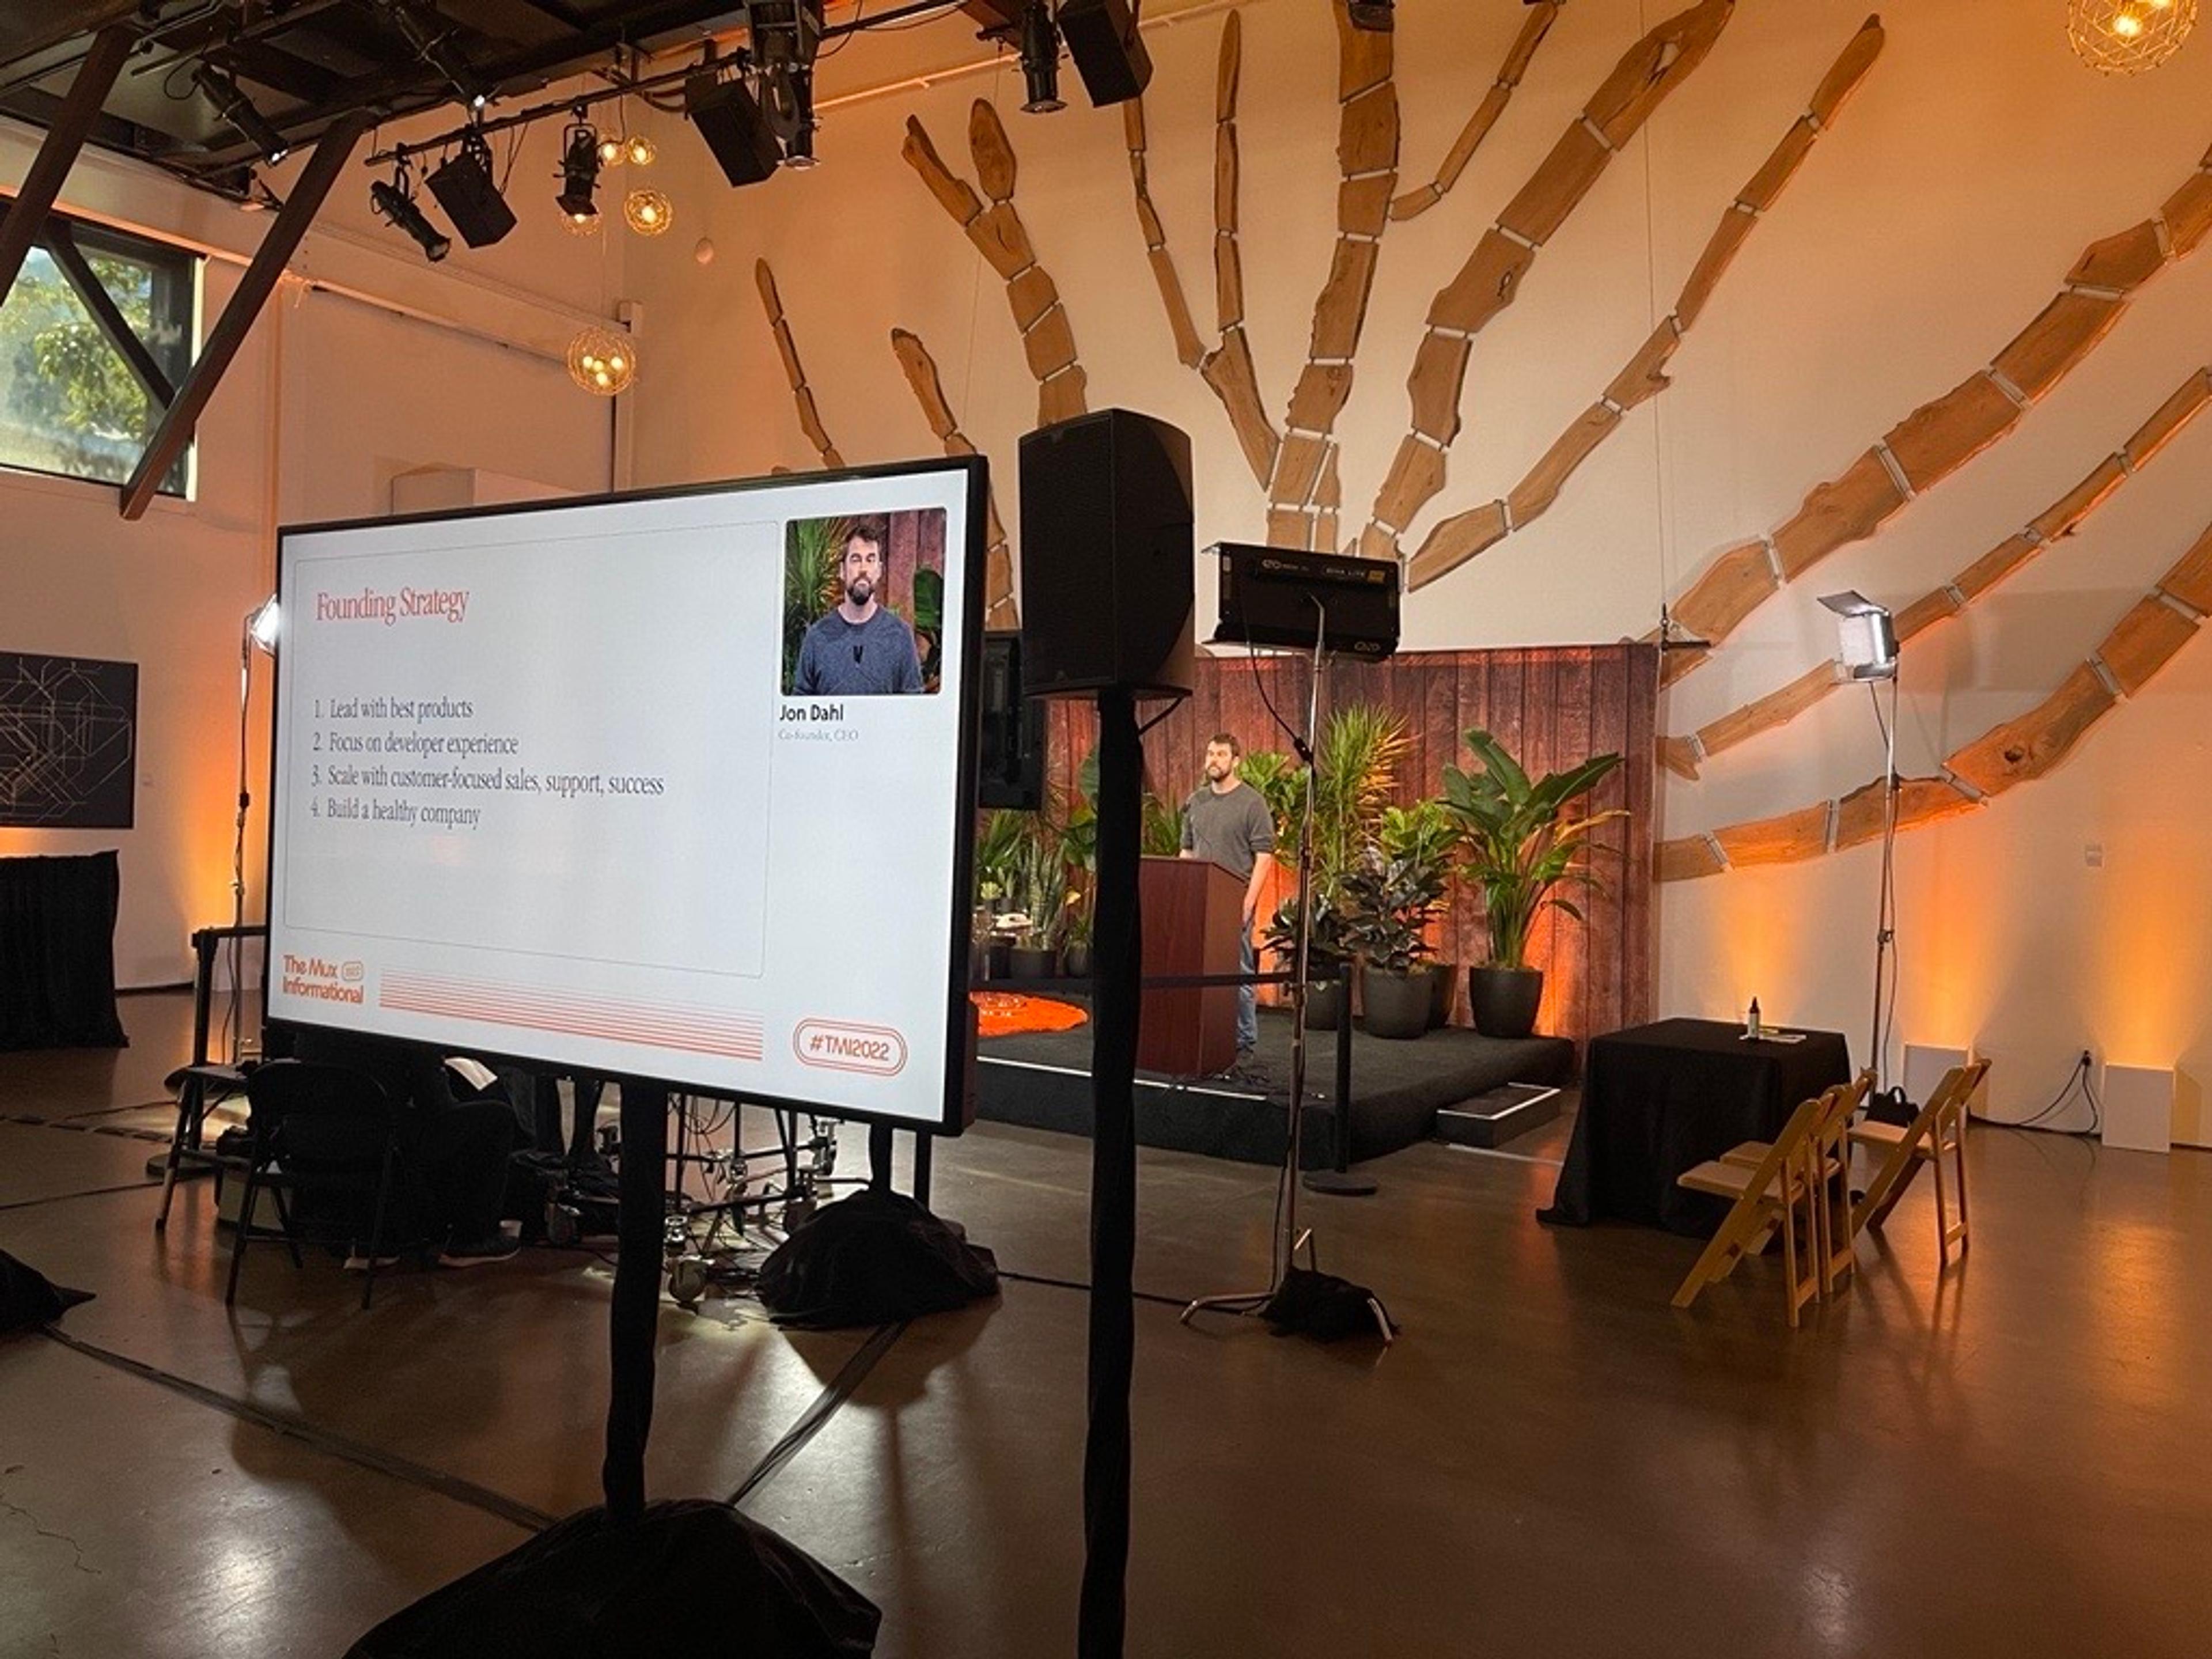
left=0, top=852, right=127, bottom=1050
left=1541, top=1017, right=1852, bottom=1235
left=754, top=1187, right=998, bottom=1330
left=0, top=1251, right=94, bottom=1335
left=345, top=1498, right=880, bottom=1658
left=1259, top=1266, right=1396, bottom=1343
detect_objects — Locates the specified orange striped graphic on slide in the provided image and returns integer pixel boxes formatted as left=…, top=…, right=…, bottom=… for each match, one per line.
left=377, top=973, right=764, bottom=1060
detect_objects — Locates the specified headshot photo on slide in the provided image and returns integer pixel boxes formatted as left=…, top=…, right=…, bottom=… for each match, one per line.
left=783, top=509, right=946, bottom=696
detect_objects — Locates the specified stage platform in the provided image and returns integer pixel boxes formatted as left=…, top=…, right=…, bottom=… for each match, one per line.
left=975, top=1003, right=1574, bottom=1167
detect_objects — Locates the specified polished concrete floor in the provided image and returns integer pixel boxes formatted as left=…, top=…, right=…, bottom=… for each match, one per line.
left=4, top=991, right=2210, bottom=1657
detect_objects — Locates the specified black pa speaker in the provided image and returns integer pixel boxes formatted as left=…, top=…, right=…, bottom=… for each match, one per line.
left=686, top=70, right=782, bottom=187
left=1018, top=408, right=1193, bottom=699
left=977, top=631, right=1046, bottom=809
left=425, top=142, right=516, bottom=249
left=1057, top=0, right=1153, bottom=107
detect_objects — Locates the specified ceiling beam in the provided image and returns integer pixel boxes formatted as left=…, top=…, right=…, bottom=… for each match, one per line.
left=960, top=0, right=1021, bottom=33
left=41, top=218, right=177, bottom=409
left=0, top=23, right=133, bottom=304
left=119, top=110, right=373, bottom=521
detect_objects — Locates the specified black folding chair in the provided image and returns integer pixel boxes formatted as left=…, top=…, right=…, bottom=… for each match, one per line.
left=226, top=1059, right=412, bottom=1310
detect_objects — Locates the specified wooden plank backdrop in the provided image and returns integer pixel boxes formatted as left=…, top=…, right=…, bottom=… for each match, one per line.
left=1043, top=644, right=1657, bottom=1056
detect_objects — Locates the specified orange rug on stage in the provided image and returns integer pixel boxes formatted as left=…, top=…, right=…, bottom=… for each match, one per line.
left=970, top=991, right=1089, bottom=1040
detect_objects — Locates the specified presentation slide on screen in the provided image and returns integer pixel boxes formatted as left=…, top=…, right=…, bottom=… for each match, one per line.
left=265, top=463, right=980, bottom=1129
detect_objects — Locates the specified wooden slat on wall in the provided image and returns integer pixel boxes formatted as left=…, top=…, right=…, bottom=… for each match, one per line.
left=1033, top=645, right=1656, bottom=1058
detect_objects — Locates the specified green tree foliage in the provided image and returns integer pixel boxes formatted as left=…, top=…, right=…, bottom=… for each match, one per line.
left=0, top=249, right=168, bottom=485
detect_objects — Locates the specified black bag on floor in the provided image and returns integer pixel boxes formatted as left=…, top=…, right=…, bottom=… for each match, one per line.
left=755, top=1187, right=998, bottom=1329
left=346, top=1498, right=879, bottom=1658
left=0, top=1250, right=92, bottom=1335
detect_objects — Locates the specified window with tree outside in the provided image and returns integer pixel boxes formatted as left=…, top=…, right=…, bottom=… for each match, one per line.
left=1, top=206, right=198, bottom=497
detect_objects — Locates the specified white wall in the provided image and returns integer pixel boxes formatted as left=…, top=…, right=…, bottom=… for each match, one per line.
left=622, top=0, right=2212, bottom=1123
left=2, top=104, right=619, bottom=987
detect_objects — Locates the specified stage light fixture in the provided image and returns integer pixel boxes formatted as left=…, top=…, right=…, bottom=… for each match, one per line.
left=1345, top=0, right=1395, bottom=30
left=246, top=596, right=282, bottom=653
left=195, top=63, right=290, bottom=165
left=1818, top=590, right=1899, bottom=681
left=1018, top=1, right=1065, bottom=114
left=557, top=115, right=603, bottom=223
left=425, top=131, right=516, bottom=248
left=384, top=0, right=490, bottom=109
left=370, top=164, right=451, bottom=263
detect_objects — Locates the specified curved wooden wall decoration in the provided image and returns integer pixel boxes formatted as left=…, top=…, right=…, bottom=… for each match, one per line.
left=1656, top=514, right=2212, bottom=880
left=902, top=103, right=1089, bottom=427
left=1661, top=131, right=2212, bottom=688
left=755, top=259, right=847, bottom=470
left=1355, top=0, right=1736, bottom=566
left=1264, top=4, right=1401, bottom=549
left=889, top=327, right=1020, bottom=628
left=1407, top=13, right=1885, bottom=593
left=1662, top=365, right=2212, bottom=780
left=1122, top=13, right=1278, bottom=487
left=1389, top=1, right=1565, bottom=224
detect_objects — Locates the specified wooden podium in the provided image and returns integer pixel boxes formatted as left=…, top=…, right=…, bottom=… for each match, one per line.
left=1137, top=855, right=1247, bottom=1078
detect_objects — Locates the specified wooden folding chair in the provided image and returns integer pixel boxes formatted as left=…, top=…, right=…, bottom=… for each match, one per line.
left=1851, top=1059, right=1988, bottom=1267
left=1672, top=1091, right=1830, bottom=1328
left=1722, top=1074, right=1872, bottom=1299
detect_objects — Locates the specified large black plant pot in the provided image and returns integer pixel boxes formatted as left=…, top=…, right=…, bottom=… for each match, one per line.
left=1361, top=969, right=1431, bottom=1040
left=1469, top=965, right=1544, bottom=1039
left=1009, top=945, right=1059, bottom=980
left=1303, top=978, right=1347, bottom=1030
left=1426, top=962, right=1457, bottom=1029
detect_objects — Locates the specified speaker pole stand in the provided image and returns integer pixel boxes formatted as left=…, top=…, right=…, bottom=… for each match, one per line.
left=1077, top=684, right=1143, bottom=1659
left=1302, top=999, right=1375, bottom=1196
left=1183, top=605, right=1383, bottom=1329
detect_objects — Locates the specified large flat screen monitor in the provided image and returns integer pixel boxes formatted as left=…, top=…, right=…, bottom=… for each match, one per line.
left=264, top=457, right=987, bottom=1133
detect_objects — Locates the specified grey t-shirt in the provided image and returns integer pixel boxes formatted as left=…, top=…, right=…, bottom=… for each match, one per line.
left=792, top=606, right=925, bottom=695
left=1180, top=779, right=1274, bottom=881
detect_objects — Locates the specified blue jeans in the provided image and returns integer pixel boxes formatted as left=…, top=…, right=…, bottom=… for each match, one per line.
left=1237, top=931, right=1257, bottom=1053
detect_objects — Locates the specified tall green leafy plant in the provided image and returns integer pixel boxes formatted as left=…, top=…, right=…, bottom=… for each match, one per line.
left=783, top=516, right=845, bottom=680
left=1313, top=706, right=1410, bottom=881
left=1441, top=730, right=1625, bottom=969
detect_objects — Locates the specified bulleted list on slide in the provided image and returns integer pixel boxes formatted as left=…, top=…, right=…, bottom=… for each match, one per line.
left=275, top=524, right=778, bottom=978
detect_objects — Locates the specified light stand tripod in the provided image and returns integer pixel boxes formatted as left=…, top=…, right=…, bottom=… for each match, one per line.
left=1180, top=603, right=1390, bottom=1340
left=1868, top=668, right=1900, bottom=1093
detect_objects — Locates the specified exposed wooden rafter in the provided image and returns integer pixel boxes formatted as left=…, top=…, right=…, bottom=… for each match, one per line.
left=0, top=24, right=133, bottom=305
left=119, top=111, right=373, bottom=521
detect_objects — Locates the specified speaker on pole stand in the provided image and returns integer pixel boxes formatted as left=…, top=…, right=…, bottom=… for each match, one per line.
left=1020, top=408, right=1194, bottom=1659
left=1182, top=543, right=1399, bottom=1340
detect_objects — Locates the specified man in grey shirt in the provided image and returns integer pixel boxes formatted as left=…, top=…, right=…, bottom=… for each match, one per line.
left=791, top=518, right=926, bottom=696
left=1180, top=730, right=1277, bottom=1062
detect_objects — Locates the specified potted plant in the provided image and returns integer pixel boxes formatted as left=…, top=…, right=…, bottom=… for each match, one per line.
left=1340, top=842, right=1444, bottom=1040
left=1005, top=816, right=1066, bottom=979
left=1378, top=800, right=1461, bottom=1028
left=1441, top=729, right=1624, bottom=1039
left=1266, top=884, right=1352, bottom=1029
left=973, top=808, right=1029, bottom=980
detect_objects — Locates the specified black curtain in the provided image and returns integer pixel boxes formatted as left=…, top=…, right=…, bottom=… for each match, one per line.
left=0, top=852, right=127, bottom=1050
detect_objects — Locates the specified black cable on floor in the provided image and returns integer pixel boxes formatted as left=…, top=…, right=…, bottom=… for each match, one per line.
left=39, top=1326, right=555, bottom=1535
left=0, top=1179, right=162, bottom=1213
left=997, top=1267, right=1192, bottom=1312
left=726, top=1320, right=907, bottom=1508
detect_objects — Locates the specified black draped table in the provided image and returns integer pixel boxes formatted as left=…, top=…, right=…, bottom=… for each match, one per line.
left=1539, top=1017, right=1850, bottom=1236
left=1, top=851, right=128, bottom=1050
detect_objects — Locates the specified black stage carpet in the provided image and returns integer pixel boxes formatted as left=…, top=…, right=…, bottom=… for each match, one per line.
left=977, top=1005, right=1573, bottom=1166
